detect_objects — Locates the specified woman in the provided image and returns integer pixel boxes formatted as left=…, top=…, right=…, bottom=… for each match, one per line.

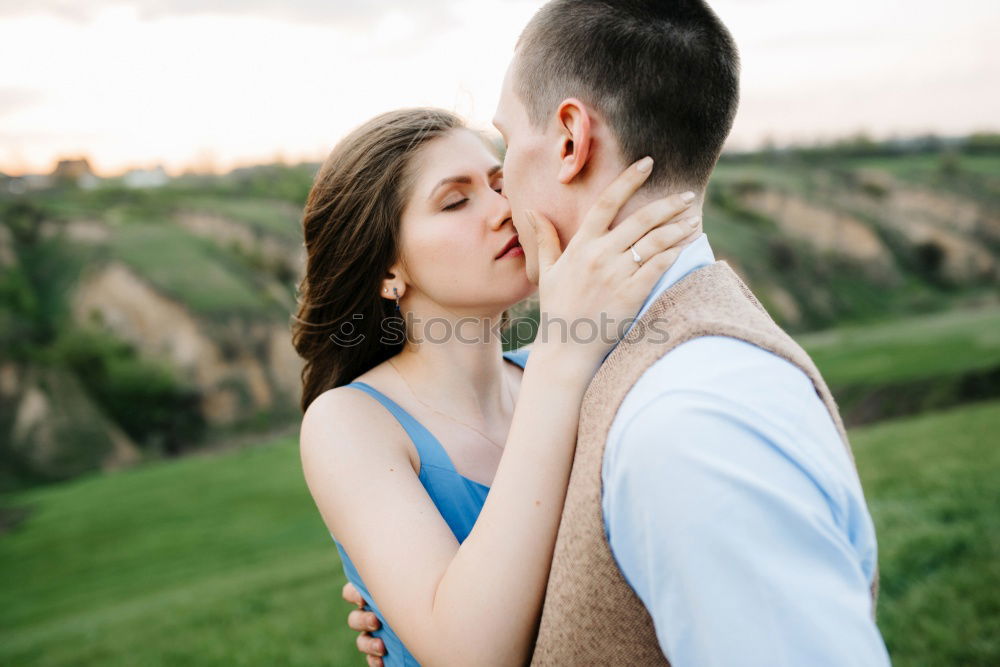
left=295, top=108, right=701, bottom=666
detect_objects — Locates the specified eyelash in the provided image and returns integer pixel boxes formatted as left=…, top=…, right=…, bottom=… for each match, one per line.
left=442, top=186, right=503, bottom=212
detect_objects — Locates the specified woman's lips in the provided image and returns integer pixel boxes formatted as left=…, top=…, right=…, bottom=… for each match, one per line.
left=496, top=243, right=524, bottom=259
left=495, top=234, right=521, bottom=259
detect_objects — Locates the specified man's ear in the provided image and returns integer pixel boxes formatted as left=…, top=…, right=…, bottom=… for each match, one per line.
left=554, top=98, right=592, bottom=185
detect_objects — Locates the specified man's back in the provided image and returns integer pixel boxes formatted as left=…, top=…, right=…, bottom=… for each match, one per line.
left=530, top=247, right=888, bottom=666
left=602, top=334, right=885, bottom=664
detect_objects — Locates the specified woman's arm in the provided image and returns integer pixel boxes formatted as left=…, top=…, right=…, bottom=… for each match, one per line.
left=304, top=360, right=592, bottom=666
left=302, top=160, right=700, bottom=666
left=421, top=344, right=596, bottom=663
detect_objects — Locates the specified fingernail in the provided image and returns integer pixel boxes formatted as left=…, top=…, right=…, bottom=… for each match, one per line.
left=680, top=191, right=696, bottom=203
left=688, top=216, right=700, bottom=227
left=636, top=157, right=653, bottom=173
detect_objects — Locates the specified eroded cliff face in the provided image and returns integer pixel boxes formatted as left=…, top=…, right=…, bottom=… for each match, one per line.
left=6, top=364, right=142, bottom=478
left=70, top=261, right=302, bottom=424
left=739, top=189, right=893, bottom=266
left=737, top=177, right=998, bottom=285
left=1, top=206, right=306, bottom=486
left=849, top=184, right=998, bottom=283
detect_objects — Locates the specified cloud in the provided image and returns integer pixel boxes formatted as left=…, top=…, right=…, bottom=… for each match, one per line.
left=0, top=0, right=518, bottom=26
left=0, top=87, right=45, bottom=118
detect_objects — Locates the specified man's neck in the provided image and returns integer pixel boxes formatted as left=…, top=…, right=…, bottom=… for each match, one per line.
left=602, top=230, right=716, bottom=362
left=607, top=187, right=704, bottom=231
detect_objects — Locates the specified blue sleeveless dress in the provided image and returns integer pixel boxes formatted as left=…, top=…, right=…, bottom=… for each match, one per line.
left=331, top=348, right=531, bottom=666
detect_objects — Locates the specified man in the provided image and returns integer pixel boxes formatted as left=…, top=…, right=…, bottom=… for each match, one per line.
left=346, top=1, right=890, bottom=664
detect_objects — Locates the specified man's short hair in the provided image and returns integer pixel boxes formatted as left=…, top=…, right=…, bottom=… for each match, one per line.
left=515, top=0, right=740, bottom=191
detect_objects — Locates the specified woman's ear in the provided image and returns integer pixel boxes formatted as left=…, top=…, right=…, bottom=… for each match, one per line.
left=381, top=263, right=407, bottom=301
left=555, top=98, right=592, bottom=185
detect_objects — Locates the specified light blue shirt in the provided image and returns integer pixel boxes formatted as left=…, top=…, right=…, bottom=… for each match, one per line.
left=600, top=232, right=891, bottom=665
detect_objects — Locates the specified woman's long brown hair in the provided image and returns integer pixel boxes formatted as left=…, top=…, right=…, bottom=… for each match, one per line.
left=292, top=108, right=468, bottom=412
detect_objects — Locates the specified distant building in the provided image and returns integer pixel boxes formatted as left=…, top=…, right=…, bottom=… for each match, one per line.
left=122, top=165, right=169, bottom=189
left=51, top=158, right=100, bottom=189
left=6, top=173, right=53, bottom=193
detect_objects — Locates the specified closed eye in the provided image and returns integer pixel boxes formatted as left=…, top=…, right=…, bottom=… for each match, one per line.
left=443, top=198, right=468, bottom=211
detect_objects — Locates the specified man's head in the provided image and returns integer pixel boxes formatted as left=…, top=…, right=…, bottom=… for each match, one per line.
left=493, top=0, right=739, bottom=283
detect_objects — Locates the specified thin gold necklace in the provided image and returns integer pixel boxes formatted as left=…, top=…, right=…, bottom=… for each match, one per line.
left=388, top=356, right=514, bottom=452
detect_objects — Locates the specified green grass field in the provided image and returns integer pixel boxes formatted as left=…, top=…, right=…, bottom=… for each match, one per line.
left=2, top=397, right=998, bottom=666
left=178, top=196, right=303, bottom=245
left=802, top=306, right=1000, bottom=387
left=799, top=306, right=1000, bottom=424
left=0, top=439, right=353, bottom=666
left=853, top=400, right=1000, bottom=665
left=842, top=154, right=1000, bottom=200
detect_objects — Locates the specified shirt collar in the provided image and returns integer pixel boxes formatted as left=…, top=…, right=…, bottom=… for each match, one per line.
left=605, top=232, right=715, bottom=359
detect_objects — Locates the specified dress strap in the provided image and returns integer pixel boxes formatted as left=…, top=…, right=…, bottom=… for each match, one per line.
left=342, top=382, right=457, bottom=472
left=502, top=347, right=531, bottom=369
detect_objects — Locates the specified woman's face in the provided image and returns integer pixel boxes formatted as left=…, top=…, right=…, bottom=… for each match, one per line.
left=396, top=128, right=535, bottom=317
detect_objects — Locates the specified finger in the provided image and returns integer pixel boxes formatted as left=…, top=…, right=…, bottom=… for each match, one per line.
left=356, top=632, right=385, bottom=658
left=525, top=210, right=563, bottom=274
left=342, top=581, right=364, bottom=607
left=626, top=215, right=701, bottom=264
left=606, top=192, right=697, bottom=251
left=348, top=608, right=381, bottom=632
left=367, top=655, right=384, bottom=667
left=575, top=156, right=655, bottom=241
left=628, top=244, right=686, bottom=288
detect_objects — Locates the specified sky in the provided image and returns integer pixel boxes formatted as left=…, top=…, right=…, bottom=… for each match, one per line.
left=0, top=0, right=997, bottom=176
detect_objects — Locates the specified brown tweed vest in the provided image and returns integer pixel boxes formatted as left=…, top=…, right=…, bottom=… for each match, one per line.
left=529, top=260, right=879, bottom=665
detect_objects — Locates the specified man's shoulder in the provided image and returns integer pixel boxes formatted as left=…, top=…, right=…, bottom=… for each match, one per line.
left=608, top=334, right=845, bottom=461
left=606, top=334, right=852, bottom=490
left=631, top=334, right=817, bottom=402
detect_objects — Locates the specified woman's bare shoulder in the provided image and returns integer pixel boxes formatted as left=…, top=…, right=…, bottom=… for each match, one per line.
left=299, top=382, right=410, bottom=470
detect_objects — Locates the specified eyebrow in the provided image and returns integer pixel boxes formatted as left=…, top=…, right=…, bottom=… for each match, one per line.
left=428, top=164, right=503, bottom=200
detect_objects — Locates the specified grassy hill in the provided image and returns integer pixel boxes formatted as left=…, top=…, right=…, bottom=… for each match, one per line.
left=1, top=139, right=997, bottom=490
left=1, top=398, right=997, bottom=666
left=0, top=179, right=307, bottom=488
left=706, top=149, right=999, bottom=330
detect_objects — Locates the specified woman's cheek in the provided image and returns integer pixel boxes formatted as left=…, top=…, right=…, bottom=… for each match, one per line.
left=422, top=227, right=471, bottom=267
